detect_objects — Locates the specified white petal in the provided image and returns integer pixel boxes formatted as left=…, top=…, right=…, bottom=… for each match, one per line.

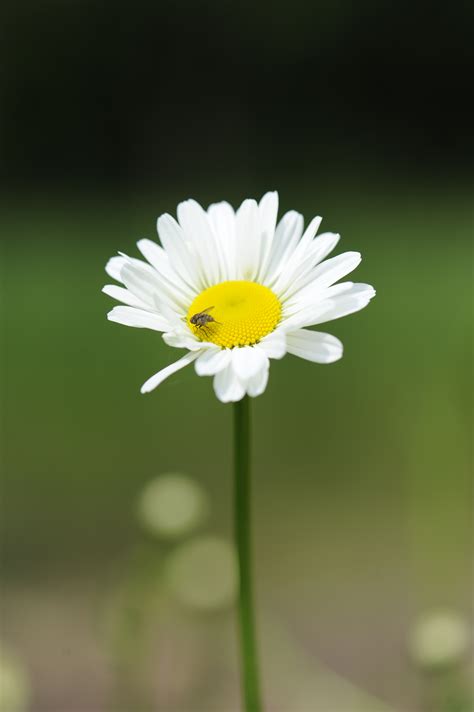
left=207, top=201, right=236, bottom=280
left=279, top=304, right=329, bottom=333
left=231, top=346, right=268, bottom=381
left=299, top=215, right=323, bottom=248
left=136, top=238, right=169, bottom=272
left=151, top=297, right=184, bottom=330
left=259, top=331, right=287, bottom=359
left=256, top=191, right=279, bottom=281
left=195, top=347, right=232, bottom=376
left=262, top=210, right=304, bottom=285
left=157, top=213, right=201, bottom=289
left=119, top=262, right=160, bottom=307
left=140, top=351, right=199, bottom=394
left=136, top=238, right=195, bottom=298
left=286, top=329, right=343, bottom=364
left=322, top=281, right=355, bottom=298
left=236, top=199, right=260, bottom=281
left=213, top=364, right=246, bottom=403
left=283, top=280, right=354, bottom=321
left=107, top=306, right=169, bottom=332
left=177, top=199, right=221, bottom=286
left=309, top=231, right=341, bottom=264
left=280, top=232, right=341, bottom=298
left=280, top=251, right=362, bottom=320
left=102, top=284, right=150, bottom=309
left=304, top=251, right=361, bottom=291
left=207, top=201, right=235, bottom=239
left=272, top=215, right=322, bottom=289
left=121, top=261, right=187, bottom=314
left=310, top=283, right=376, bottom=325
left=163, top=330, right=202, bottom=351
left=271, top=224, right=337, bottom=298
left=259, top=191, right=278, bottom=239
left=105, top=256, right=127, bottom=282
left=284, top=282, right=375, bottom=330
left=246, top=364, right=269, bottom=398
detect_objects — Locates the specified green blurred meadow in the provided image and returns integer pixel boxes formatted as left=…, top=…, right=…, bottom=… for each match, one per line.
left=1, top=179, right=472, bottom=710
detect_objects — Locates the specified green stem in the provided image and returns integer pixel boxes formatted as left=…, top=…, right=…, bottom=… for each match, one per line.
left=233, top=396, right=262, bottom=712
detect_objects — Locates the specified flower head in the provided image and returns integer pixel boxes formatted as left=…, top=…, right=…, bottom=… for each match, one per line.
left=104, top=192, right=375, bottom=402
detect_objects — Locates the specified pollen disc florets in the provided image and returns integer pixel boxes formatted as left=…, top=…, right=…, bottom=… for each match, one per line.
left=188, top=281, right=281, bottom=348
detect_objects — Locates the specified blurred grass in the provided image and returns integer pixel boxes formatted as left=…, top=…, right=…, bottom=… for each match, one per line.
left=1, top=184, right=472, bottom=596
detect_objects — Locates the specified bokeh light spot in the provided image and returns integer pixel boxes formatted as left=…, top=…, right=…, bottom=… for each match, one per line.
left=164, top=536, right=237, bottom=611
left=408, top=609, right=471, bottom=669
left=137, top=473, right=209, bottom=540
left=0, top=646, right=30, bottom=712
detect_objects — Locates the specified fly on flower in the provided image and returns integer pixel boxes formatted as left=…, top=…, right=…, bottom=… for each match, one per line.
left=103, top=192, right=375, bottom=402
left=190, top=306, right=220, bottom=329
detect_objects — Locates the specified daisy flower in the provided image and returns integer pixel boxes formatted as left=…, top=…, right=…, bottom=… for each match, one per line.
left=103, top=192, right=375, bottom=402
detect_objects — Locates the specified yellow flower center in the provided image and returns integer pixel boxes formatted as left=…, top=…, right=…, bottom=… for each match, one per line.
left=187, top=280, right=281, bottom=348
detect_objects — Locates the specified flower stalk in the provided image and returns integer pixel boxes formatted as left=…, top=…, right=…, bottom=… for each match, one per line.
left=233, top=396, right=262, bottom=712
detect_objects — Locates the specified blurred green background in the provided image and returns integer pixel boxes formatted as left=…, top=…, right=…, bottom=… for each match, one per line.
left=1, top=1, right=472, bottom=710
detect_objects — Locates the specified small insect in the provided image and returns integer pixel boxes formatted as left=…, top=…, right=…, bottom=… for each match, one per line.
left=190, top=306, right=221, bottom=329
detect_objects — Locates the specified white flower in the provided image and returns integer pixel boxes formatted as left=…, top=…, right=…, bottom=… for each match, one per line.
left=103, top=192, right=375, bottom=403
